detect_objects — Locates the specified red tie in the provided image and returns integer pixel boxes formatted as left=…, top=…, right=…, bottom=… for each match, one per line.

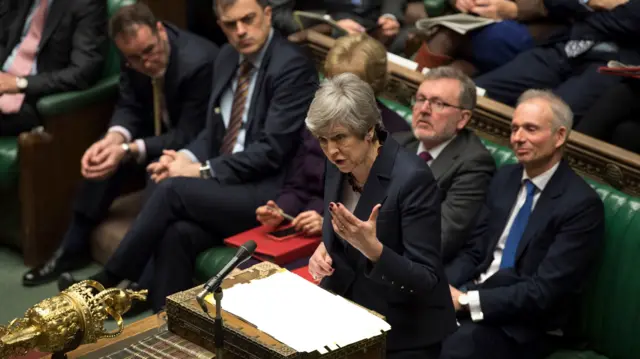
left=220, top=60, right=254, bottom=154
left=0, top=0, right=49, bottom=114
left=419, top=151, right=433, bottom=162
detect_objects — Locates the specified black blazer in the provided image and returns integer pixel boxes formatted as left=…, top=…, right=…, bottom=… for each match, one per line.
left=109, top=23, right=219, bottom=161
left=394, top=129, right=496, bottom=263
left=446, top=160, right=604, bottom=343
left=0, top=0, right=106, bottom=98
left=542, top=0, right=640, bottom=63
left=324, top=0, right=408, bottom=28
left=186, top=31, right=318, bottom=190
left=321, top=132, right=457, bottom=352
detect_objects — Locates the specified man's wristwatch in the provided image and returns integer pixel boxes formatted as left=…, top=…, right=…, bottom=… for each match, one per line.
left=458, top=293, right=469, bottom=308
left=121, top=143, right=131, bottom=160
left=200, top=163, right=212, bottom=179
left=15, top=77, right=28, bottom=92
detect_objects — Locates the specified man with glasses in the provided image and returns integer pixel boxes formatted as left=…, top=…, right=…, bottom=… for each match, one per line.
left=57, top=0, right=319, bottom=312
left=393, top=66, right=495, bottom=263
left=22, top=3, right=219, bottom=286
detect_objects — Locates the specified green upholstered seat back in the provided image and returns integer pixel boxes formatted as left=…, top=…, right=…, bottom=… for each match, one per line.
left=103, top=0, right=136, bottom=78
left=576, top=182, right=640, bottom=359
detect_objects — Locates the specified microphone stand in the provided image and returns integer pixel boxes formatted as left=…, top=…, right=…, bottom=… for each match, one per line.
left=214, top=287, right=224, bottom=359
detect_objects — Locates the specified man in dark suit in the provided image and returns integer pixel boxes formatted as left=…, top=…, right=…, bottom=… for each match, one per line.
left=23, top=3, right=219, bottom=286
left=475, top=0, right=640, bottom=121
left=394, top=67, right=495, bottom=263
left=0, top=0, right=106, bottom=135
left=59, top=0, right=318, bottom=311
left=325, top=0, right=409, bottom=54
left=440, top=90, right=605, bottom=359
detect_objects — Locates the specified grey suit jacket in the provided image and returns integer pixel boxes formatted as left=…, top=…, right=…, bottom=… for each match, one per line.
left=393, top=129, right=496, bottom=263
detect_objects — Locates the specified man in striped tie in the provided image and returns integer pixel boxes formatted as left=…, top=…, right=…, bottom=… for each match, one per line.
left=0, top=0, right=106, bottom=135
left=59, top=0, right=319, bottom=313
left=440, top=90, right=604, bottom=359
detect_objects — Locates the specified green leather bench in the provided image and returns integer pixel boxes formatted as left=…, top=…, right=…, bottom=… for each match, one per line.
left=196, top=98, right=640, bottom=359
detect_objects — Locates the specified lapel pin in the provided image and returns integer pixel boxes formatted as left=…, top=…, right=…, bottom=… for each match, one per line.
left=214, top=107, right=221, bottom=114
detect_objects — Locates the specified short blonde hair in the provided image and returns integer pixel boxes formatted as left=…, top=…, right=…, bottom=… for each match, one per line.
left=306, top=73, right=382, bottom=139
left=324, top=34, right=388, bottom=95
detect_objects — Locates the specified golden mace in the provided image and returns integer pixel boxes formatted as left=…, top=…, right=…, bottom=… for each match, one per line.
left=0, top=280, right=147, bottom=358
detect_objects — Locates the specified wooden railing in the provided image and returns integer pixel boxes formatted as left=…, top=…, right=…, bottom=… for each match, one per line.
left=292, top=30, right=640, bottom=197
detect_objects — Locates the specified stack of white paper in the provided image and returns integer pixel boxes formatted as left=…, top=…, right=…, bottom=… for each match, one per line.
left=208, top=270, right=391, bottom=354
left=416, top=14, right=498, bottom=35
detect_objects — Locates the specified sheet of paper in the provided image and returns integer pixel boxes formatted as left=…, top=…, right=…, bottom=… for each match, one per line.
left=207, top=270, right=390, bottom=354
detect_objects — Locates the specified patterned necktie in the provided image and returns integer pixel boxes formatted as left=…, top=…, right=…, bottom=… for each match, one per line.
left=500, top=179, right=537, bottom=269
left=0, top=0, right=49, bottom=114
left=221, top=60, right=253, bottom=154
left=418, top=151, right=433, bottom=163
left=564, top=40, right=595, bottom=58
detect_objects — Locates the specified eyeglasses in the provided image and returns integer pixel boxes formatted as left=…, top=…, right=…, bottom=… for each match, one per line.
left=411, top=96, right=467, bottom=112
left=124, top=34, right=163, bottom=65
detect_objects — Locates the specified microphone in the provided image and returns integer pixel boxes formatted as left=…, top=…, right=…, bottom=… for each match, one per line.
left=196, top=240, right=257, bottom=313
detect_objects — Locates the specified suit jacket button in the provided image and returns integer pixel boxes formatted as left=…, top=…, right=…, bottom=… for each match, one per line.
left=381, top=275, right=386, bottom=280
left=400, top=286, right=404, bottom=290
left=391, top=281, right=395, bottom=285
left=410, top=290, right=414, bottom=293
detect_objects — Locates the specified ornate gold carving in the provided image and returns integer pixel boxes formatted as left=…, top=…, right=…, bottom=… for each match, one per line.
left=0, top=280, right=147, bottom=357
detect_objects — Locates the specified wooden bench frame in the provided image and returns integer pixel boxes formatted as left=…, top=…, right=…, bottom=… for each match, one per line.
left=293, top=30, right=640, bottom=197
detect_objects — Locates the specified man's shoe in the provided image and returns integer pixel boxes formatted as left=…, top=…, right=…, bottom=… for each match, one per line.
left=22, top=250, right=89, bottom=287
left=57, top=272, right=80, bottom=292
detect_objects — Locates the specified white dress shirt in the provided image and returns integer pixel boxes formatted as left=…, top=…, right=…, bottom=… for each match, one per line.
left=466, top=161, right=560, bottom=322
left=417, top=136, right=456, bottom=167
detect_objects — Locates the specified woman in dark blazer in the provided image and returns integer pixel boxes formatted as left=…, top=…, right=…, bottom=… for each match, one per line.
left=306, top=73, right=457, bottom=359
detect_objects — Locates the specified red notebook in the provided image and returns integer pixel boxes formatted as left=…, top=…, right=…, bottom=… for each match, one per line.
left=292, top=265, right=319, bottom=284
left=598, top=61, right=640, bottom=79
left=224, top=225, right=321, bottom=266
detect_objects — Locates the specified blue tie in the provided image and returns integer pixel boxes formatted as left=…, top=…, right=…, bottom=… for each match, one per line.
left=500, top=180, right=537, bottom=269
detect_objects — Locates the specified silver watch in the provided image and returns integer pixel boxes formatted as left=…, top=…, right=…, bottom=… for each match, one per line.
left=16, top=77, right=28, bottom=91
left=458, top=293, right=469, bottom=307
left=200, top=163, right=212, bottom=179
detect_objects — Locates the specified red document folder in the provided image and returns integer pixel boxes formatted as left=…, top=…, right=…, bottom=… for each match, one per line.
left=224, top=225, right=321, bottom=266
left=598, top=61, right=640, bottom=79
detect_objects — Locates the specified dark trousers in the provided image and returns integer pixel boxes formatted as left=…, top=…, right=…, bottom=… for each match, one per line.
left=0, top=102, right=40, bottom=136
left=60, top=162, right=147, bottom=256
left=105, top=176, right=276, bottom=310
left=475, top=43, right=622, bottom=122
left=439, top=320, right=553, bottom=359
left=576, top=79, right=640, bottom=154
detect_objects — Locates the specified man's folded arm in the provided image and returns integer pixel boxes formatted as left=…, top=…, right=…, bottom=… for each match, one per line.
left=475, top=198, right=604, bottom=325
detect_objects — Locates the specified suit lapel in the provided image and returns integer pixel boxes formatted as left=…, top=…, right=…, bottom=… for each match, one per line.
left=212, top=50, right=239, bottom=108
left=324, top=163, right=344, bottom=253
left=163, top=25, right=180, bottom=121
left=40, top=0, right=66, bottom=49
left=430, top=131, right=466, bottom=179
left=3, top=0, right=33, bottom=60
left=245, top=35, right=276, bottom=138
left=352, top=133, right=396, bottom=266
left=514, top=162, right=568, bottom=262
left=489, top=166, right=524, bottom=252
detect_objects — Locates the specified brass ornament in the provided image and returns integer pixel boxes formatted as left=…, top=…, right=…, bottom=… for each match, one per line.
left=0, top=280, right=147, bottom=357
